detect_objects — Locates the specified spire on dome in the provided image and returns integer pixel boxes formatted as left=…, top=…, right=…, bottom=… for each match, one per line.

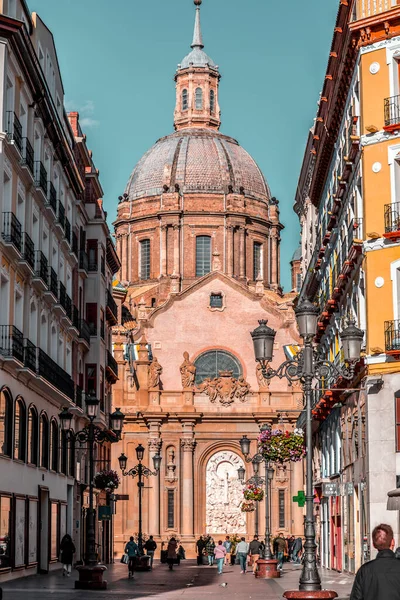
left=191, top=0, right=204, bottom=50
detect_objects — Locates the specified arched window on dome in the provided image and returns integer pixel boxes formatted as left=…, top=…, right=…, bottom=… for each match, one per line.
left=182, top=89, right=188, bottom=111
left=210, top=89, right=215, bottom=114
left=194, top=350, right=242, bottom=384
left=196, top=236, right=211, bottom=277
left=140, top=239, right=151, bottom=281
left=195, top=87, right=203, bottom=110
left=253, top=242, right=262, bottom=280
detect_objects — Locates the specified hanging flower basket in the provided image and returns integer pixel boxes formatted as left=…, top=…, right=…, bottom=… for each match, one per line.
left=241, top=500, right=256, bottom=513
left=93, top=469, right=120, bottom=491
left=243, top=483, right=264, bottom=502
left=258, top=427, right=306, bottom=464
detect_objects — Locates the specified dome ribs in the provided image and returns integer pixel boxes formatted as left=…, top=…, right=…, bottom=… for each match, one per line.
left=217, top=138, right=235, bottom=193
left=169, top=138, right=183, bottom=191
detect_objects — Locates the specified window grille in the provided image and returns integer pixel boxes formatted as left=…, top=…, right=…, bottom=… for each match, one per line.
left=196, top=236, right=211, bottom=277
left=140, top=239, right=151, bottom=280
left=194, top=350, right=242, bottom=384
left=168, top=489, right=174, bottom=528
left=210, top=293, right=223, bottom=309
left=279, top=489, right=285, bottom=528
left=195, top=87, right=203, bottom=110
left=253, top=242, right=262, bottom=280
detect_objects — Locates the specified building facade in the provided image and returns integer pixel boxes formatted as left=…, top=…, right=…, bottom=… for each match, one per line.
left=295, top=0, right=400, bottom=575
left=111, top=0, right=304, bottom=558
left=0, top=0, right=119, bottom=580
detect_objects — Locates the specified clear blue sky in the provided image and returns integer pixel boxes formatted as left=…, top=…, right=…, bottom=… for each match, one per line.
left=29, top=0, right=338, bottom=291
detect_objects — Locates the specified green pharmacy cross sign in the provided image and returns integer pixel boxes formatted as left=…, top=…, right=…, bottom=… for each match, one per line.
left=293, top=490, right=306, bottom=507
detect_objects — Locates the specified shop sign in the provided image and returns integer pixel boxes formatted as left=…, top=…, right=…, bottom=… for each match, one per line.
left=115, top=494, right=129, bottom=501
left=98, top=506, right=112, bottom=521
left=322, top=483, right=338, bottom=497
left=345, top=482, right=354, bottom=496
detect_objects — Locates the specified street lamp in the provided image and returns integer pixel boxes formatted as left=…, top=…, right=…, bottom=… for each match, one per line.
left=58, top=401, right=124, bottom=590
left=118, top=445, right=162, bottom=557
left=239, top=426, right=279, bottom=578
left=251, top=304, right=363, bottom=599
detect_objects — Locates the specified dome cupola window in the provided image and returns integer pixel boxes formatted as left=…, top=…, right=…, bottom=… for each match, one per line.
left=194, top=350, right=242, bottom=384
left=210, top=89, right=215, bottom=114
left=196, top=235, right=211, bottom=276
left=182, top=89, right=188, bottom=111
left=253, top=242, right=262, bottom=280
left=195, top=87, right=203, bottom=110
left=140, top=239, right=151, bottom=280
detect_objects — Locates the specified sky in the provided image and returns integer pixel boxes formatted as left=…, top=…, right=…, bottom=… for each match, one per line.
left=29, top=0, right=339, bottom=291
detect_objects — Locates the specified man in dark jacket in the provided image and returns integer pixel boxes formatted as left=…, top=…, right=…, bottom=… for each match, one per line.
left=350, top=523, right=400, bottom=600
left=249, top=535, right=264, bottom=574
left=144, top=535, right=157, bottom=568
left=196, top=536, right=205, bottom=565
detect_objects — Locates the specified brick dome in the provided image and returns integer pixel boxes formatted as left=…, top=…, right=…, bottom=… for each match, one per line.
left=124, top=128, right=271, bottom=203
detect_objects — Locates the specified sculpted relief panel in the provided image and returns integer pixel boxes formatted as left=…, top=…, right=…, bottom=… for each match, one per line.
left=206, top=450, right=246, bottom=534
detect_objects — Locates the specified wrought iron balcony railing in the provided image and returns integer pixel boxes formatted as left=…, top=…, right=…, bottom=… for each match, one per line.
left=23, top=338, right=37, bottom=372
left=47, top=182, right=57, bottom=214
left=0, top=325, right=24, bottom=362
left=38, top=348, right=74, bottom=399
left=106, top=349, right=119, bottom=380
left=65, top=217, right=71, bottom=244
left=384, top=202, right=400, bottom=239
left=6, top=111, right=22, bottom=153
left=57, top=201, right=65, bottom=229
left=35, top=250, right=48, bottom=283
left=34, top=161, right=47, bottom=193
left=2, top=212, right=22, bottom=253
left=79, top=319, right=91, bottom=345
left=22, top=138, right=34, bottom=175
left=385, top=320, right=400, bottom=354
left=49, top=267, right=58, bottom=298
left=106, top=289, right=118, bottom=324
left=79, top=249, right=88, bottom=272
left=72, top=232, right=78, bottom=257
left=59, top=281, right=67, bottom=310
left=21, top=232, right=35, bottom=270
left=384, top=95, right=400, bottom=128
left=88, top=260, right=98, bottom=272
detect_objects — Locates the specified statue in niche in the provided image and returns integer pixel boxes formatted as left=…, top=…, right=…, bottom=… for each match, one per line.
left=180, top=351, right=196, bottom=389
left=148, top=356, right=162, bottom=388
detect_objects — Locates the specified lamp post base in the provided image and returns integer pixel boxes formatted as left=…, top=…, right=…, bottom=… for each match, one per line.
left=255, top=558, right=280, bottom=578
left=283, top=591, right=338, bottom=599
left=74, top=565, right=108, bottom=590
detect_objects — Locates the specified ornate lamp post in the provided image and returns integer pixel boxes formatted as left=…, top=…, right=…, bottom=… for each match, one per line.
left=250, top=301, right=363, bottom=600
left=239, top=426, right=279, bottom=578
left=59, top=401, right=125, bottom=590
left=118, top=445, right=162, bottom=557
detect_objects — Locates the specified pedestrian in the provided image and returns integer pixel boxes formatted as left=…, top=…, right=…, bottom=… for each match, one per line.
left=274, top=532, right=287, bottom=571
left=214, top=540, right=227, bottom=575
left=205, top=536, right=215, bottom=566
left=292, top=536, right=303, bottom=564
left=167, top=537, right=178, bottom=571
left=124, top=536, right=139, bottom=579
left=196, top=536, right=205, bottom=565
left=350, top=523, right=400, bottom=600
left=144, top=535, right=157, bottom=569
left=287, top=535, right=295, bottom=561
left=223, top=536, right=232, bottom=565
left=60, top=533, right=75, bottom=577
left=236, top=536, right=249, bottom=574
left=178, top=543, right=186, bottom=559
left=248, top=535, right=263, bottom=575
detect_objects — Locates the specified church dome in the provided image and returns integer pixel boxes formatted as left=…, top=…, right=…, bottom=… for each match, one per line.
left=125, top=128, right=271, bottom=202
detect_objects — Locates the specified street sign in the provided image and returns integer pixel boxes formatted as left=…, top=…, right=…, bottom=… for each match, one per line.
left=98, top=506, right=112, bottom=521
left=115, top=494, right=129, bottom=501
left=293, top=490, right=306, bottom=507
left=345, top=482, right=354, bottom=496
left=322, top=483, right=338, bottom=497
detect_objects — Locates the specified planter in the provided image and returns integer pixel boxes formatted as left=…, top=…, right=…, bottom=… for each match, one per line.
left=93, top=469, right=120, bottom=491
left=241, top=500, right=256, bottom=513
left=258, top=428, right=306, bottom=464
left=243, top=484, right=264, bottom=502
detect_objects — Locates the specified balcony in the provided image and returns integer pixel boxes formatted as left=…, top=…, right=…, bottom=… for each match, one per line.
left=34, top=161, right=47, bottom=196
left=23, top=338, right=36, bottom=372
left=72, top=305, right=79, bottom=331
left=0, top=325, right=23, bottom=363
left=6, top=111, right=22, bottom=154
left=57, top=201, right=65, bottom=230
left=75, top=384, right=83, bottom=409
left=106, top=349, right=119, bottom=382
left=37, top=348, right=74, bottom=399
left=384, top=95, right=400, bottom=132
left=79, top=250, right=88, bottom=274
left=21, top=138, right=34, bottom=177
left=48, top=267, right=58, bottom=299
left=384, top=202, right=400, bottom=242
left=88, top=260, right=98, bottom=272
left=2, top=212, right=22, bottom=256
left=106, top=289, right=118, bottom=325
left=346, top=218, right=363, bottom=263
left=71, top=232, right=78, bottom=258
left=385, top=320, right=400, bottom=357
left=64, top=218, right=71, bottom=245
left=78, top=319, right=91, bottom=348
left=19, top=232, right=35, bottom=273
left=33, top=251, right=48, bottom=290
left=47, top=181, right=57, bottom=214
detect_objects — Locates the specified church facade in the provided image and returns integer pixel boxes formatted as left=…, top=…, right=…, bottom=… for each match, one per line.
left=111, top=0, right=303, bottom=556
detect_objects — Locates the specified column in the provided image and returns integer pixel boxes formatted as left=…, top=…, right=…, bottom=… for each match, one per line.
left=123, top=234, right=129, bottom=282
left=270, top=230, right=278, bottom=289
left=239, top=226, right=246, bottom=279
left=263, top=236, right=269, bottom=284
left=116, top=235, right=122, bottom=279
left=227, top=226, right=234, bottom=277
left=160, top=225, right=167, bottom=277
left=180, top=438, right=196, bottom=539
left=148, top=436, right=162, bottom=537
left=173, top=224, right=180, bottom=276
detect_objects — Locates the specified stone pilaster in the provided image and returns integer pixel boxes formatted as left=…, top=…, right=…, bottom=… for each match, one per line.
left=148, top=432, right=162, bottom=537
left=239, top=226, right=246, bottom=279
left=227, top=225, right=234, bottom=277
left=160, top=225, right=167, bottom=277
left=180, top=435, right=196, bottom=540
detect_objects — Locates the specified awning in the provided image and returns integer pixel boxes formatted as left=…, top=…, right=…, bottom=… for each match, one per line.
left=387, top=489, right=400, bottom=510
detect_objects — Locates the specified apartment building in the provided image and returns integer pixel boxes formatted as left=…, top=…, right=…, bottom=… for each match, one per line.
left=295, top=0, right=400, bottom=575
left=0, top=0, right=120, bottom=580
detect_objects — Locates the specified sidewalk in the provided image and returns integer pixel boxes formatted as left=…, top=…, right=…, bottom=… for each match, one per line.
left=0, top=560, right=354, bottom=600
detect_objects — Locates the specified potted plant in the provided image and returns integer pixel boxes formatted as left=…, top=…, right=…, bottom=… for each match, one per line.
left=243, top=483, right=264, bottom=502
left=241, top=500, right=256, bottom=513
left=258, top=427, right=306, bottom=464
left=93, top=469, right=120, bottom=491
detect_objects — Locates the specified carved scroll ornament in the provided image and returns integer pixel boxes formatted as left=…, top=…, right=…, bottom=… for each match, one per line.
left=197, top=371, right=250, bottom=407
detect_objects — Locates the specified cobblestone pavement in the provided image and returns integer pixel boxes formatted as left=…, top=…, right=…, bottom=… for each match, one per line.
left=0, top=561, right=354, bottom=600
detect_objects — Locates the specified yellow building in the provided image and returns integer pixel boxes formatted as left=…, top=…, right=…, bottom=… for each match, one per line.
left=295, top=0, right=400, bottom=576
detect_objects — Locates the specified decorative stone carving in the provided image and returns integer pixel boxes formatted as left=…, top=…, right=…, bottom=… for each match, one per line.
left=180, top=351, right=196, bottom=389
left=166, top=449, right=178, bottom=482
left=212, top=248, right=221, bottom=271
left=148, top=438, right=162, bottom=453
left=181, top=438, right=196, bottom=452
left=197, top=371, right=250, bottom=407
left=275, top=464, right=288, bottom=483
left=148, top=356, right=163, bottom=388
left=206, top=451, right=246, bottom=534
left=256, top=363, right=270, bottom=388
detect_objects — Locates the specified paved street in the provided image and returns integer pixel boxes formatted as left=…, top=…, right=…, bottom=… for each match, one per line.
left=1, top=561, right=354, bottom=600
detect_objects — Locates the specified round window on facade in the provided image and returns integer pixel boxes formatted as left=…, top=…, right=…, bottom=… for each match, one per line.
left=194, top=350, right=242, bottom=384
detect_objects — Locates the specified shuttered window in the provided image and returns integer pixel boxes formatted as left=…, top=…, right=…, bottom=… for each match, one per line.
left=196, top=236, right=211, bottom=277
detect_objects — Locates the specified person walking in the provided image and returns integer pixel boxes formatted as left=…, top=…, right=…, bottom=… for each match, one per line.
left=274, top=533, right=287, bottom=571
left=214, top=540, right=227, bottom=575
left=248, top=535, right=263, bottom=575
left=287, top=535, right=295, bottom=561
left=223, top=536, right=232, bottom=565
left=167, top=537, right=178, bottom=571
left=350, top=523, right=400, bottom=600
left=196, top=536, right=205, bottom=565
left=236, top=537, right=249, bottom=574
left=205, top=536, right=215, bottom=566
left=60, top=534, right=75, bottom=577
left=124, top=536, right=139, bottom=579
left=292, top=536, right=303, bottom=564
left=144, top=535, right=157, bottom=569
